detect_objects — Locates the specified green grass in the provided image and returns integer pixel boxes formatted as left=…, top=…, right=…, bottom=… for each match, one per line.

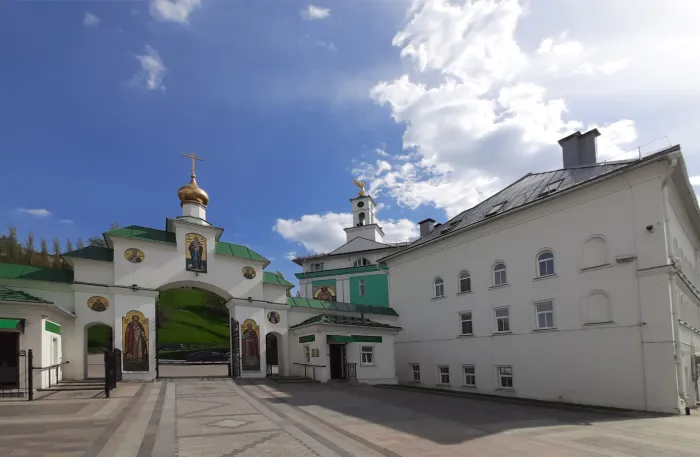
left=87, top=325, right=111, bottom=353
left=157, top=288, right=229, bottom=346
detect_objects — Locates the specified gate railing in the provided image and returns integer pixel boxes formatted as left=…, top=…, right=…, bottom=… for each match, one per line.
left=0, top=349, right=31, bottom=400
left=104, top=349, right=121, bottom=398
left=34, top=361, right=70, bottom=390
left=345, top=362, right=357, bottom=384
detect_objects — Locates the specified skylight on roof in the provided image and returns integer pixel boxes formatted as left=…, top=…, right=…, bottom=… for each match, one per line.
left=485, top=202, right=506, bottom=217
left=539, top=179, right=564, bottom=197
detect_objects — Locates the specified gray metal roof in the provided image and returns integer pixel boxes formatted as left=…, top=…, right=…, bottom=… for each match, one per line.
left=404, top=160, right=641, bottom=249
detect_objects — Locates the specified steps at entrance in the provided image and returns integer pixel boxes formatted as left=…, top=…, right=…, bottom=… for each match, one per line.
left=268, top=375, right=321, bottom=384
left=38, top=380, right=104, bottom=392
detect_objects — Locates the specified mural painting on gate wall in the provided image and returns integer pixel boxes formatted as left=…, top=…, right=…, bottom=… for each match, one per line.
left=241, top=319, right=260, bottom=371
left=122, top=310, right=149, bottom=372
left=185, top=233, right=207, bottom=273
left=313, top=285, right=336, bottom=302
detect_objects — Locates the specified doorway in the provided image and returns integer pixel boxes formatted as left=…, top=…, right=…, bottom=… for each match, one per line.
left=85, top=323, right=113, bottom=379
left=329, top=344, right=346, bottom=380
left=266, top=333, right=278, bottom=376
left=0, top=332, right=20, bottom=388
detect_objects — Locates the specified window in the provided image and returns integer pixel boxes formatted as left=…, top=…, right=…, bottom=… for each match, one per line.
left=463, top=365, right=476, bottom=386
left=358, top=279, right=366, bottom=297
left=354, top=258, right=371, bottom=267
left=535, top=301, right=555, bottom=329
left=495, top=307, right=510, bottom=332
left=433, top=277, right=445, bottom=298
left=459, top=312, right=473, bottom=335
left=582, top=236, right=609, bottom=269
left=537, top=251, right=555, bottom=277
left=493, top=262, right=507, bottom=286
left=458, top=271, right=471, bottom=293
left=411, top=364, right=421, bottom=382
left=539, top=179, right=563, bottom=197
left=485, top=202, right=506, bottom=217
left=584, top=290, right=612, bottom=324
left=438, top=365, right=450, bottom=384
left=310, top=262, right=324, bottom=272
left=361, top=346, right=374, bottom=365
left=497, top=366, right=513, bottom=389
left=303, top=345, right=311, bottom=363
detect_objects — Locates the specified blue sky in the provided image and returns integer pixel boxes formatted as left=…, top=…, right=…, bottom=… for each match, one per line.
left=3, top=0, right=700, bottom=288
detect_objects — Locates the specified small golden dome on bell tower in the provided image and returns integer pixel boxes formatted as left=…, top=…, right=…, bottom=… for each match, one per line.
left=178, top=174, right=209, bottom=207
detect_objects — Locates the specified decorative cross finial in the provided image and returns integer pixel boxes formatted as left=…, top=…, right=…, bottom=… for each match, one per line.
left=182, top=152, right=203, bottom=176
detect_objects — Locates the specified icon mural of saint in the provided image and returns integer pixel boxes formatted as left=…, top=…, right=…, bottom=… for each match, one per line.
left=123, top=312, right=149, bottom=372
left=185, top=233, right=207, bottom=273
left=241, top=320, right=260, bottom=371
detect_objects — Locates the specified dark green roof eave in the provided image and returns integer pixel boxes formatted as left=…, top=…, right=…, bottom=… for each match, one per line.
left=295, top=264, right=389, bottom=279
left=0, top=285, right=53, bottom=304
left=286, top=297, right=398, bottom=316
left=104, top=225, right=176, bottom=246
left=0, top=263, right=74, bottom=284
left=262, top=271, right=294, bottom=289
left=289, top=313, right=401, bottom=330
left=215, top=241, right=270, bottom=268
left=62, top=245, right=114, bottom=263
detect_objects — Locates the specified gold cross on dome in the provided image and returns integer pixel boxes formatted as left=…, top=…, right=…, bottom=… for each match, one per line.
left=182, top=152, right=203, bottom=176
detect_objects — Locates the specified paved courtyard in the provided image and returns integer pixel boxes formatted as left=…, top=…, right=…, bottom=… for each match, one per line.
left=1, top=379, right=700, bottom=457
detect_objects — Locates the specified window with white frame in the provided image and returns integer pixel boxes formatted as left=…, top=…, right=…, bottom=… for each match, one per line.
left=463, top=365, right=476, bottom=386
left=310, top=262, right=324, bottom=272
left=361, top=346, right=374, bottom=365
left=438, top=365, right=450, bottom=384
left=411, top=364, right=421, bottom=381
left=358, top=279, right=366, bottom=297
left=535, top=301, right=555, bottom=329
left=354, top=257, right=371, bottom=267
left=303, top=345, right=311, bottom=363
left=537, top=251, right=555, bottom=277
left=497, top=366, right=513, bottom=389
left=433, top=277, right=445, bottom=298
left=459, top=312, right=473, bottom=335
left=495, top=307, right=510, bottom=332
left=458, top=271, right=471, bottom=293
left=493, top=262, right=507, bottom=286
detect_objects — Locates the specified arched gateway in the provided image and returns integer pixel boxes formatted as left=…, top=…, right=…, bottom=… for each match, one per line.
left=0, top=156, right=401, bottom=386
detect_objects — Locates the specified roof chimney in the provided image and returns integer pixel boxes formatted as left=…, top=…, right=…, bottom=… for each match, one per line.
left=418, top=218, right=436, bottom=237
left=558, top=128, right=601, bottom=168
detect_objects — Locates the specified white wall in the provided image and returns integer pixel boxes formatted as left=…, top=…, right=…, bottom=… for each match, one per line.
left=263, top=284, right=288, bottom=304
left=71, top=259, right=114, bottom=285
left=232, top=304, right=290, bottom=378
left=387, top=162, right=682, bottom=412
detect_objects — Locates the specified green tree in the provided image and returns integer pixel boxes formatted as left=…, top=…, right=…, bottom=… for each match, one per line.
left=52, top=238, right=62, bottom=269
left=65, top=239, right=74, bottom=253
left=8, top=226, right=21, bottom=263
left=76, top=238, right=84, bottom=249
left=40, top=238, right=49, bottom=267
left=25, top=232, right=35, bottom=266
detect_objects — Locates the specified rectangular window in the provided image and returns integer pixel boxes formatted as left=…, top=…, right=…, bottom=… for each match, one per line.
left=359, top=279, right=366, bottom=297
left=495, top=307, right=510, bottom=332
left=497, top=366, right=513, bottom=389
left=485, top=202, right=506, bottom=217
left=310, top=263, right=324, bottom=272
left=459, top=312, right=473, bottom=335
left=304, top=345, right=311, bottom=363
left=463, top=365, right=476, bottom=386
left=361, top=346, right=374, bottom=365
left=438, top=365, right=450, bottom=385
left=411, top=364, right=421, bottom=381
left=535, top=301, right=555, bottom=329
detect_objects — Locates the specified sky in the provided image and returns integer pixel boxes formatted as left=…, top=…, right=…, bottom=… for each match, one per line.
left=2, top=0, right=700, bottom=289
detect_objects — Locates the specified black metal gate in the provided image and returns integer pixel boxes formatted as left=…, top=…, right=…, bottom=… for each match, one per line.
left=0, top=348, right=32, bottom=400
left=104, top=349, right=122, bottom=398
left=230, top=318, right=240, bottom=378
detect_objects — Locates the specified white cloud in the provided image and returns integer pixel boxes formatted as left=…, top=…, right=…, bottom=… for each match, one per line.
left=690, top=176, right=700, bottom=187
left=83, top=12, right=100, bottom=27
left=131, top=45, right=166, bottom=92
left=149, top=0, right=201, bottom=24
left=359, top=0, right=661, bottom=218
left=375, top=148, right=389, bottom=157
left=17, top=208, right=52, bottom=218
left=315, top=40, right=337, bottom=52
left=60, top=219, right=74, bottom=224
left=285, top=251, right=298, bottom=260
left=301, top=4, right=331, bottom=20
left=273, top=212, right=418, bottom=254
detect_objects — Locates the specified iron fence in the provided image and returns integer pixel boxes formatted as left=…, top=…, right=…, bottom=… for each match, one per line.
left=104, top=349, right=121, bottom=398
left=0, top=349, right=32, bottom=400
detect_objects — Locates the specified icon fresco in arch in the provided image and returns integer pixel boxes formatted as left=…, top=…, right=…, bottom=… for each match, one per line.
left=122, top=310, right=149, bottom=372
left=241, top=319, right=260, bottom=371
left=312, top=285, right=337, bottom=302
left=185, top=233, right=207, bottom=273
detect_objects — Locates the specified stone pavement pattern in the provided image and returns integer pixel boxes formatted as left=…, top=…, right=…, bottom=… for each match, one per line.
left=2, top=378, right=700, bottom=456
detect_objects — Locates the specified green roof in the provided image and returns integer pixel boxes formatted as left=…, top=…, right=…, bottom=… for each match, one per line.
left=63, top=246, right=114, bottom=262
left=263, top=271, right=294, bottom=288
left=286, top=297, right=398, bottom=316
left=0, top=285, right=52, bottom=304
left=290, top=313, right=401, bottom=330
left=0, top=263, right=73, bottom=284
left=216, top=242, right=270, bottom=267
left=105, top=225, right=176, bottom=245
left=294, top=264, right=388, bottom=279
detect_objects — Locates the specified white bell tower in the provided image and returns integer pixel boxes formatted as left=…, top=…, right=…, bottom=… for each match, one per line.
left=344, top=194, right=384, bottom=243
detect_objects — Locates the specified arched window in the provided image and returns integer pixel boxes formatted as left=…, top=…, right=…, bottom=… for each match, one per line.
left=458, top=271, right=471, bottom=293
left=582, top=235, right=609, bottom=269
left=493, top=262, right=507, bottom=286
left=433, top=277, right=445, bottom=298
left=537, top=250, right=555, bottom=277
left=353, top=258, right=371, bottom=267
left=583, top=290, right=612, bottom=324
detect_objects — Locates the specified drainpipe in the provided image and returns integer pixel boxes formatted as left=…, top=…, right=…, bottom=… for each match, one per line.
left=661, top=156, right=688, bottom=411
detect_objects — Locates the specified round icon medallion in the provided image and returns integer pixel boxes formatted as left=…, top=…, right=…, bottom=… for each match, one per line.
left=267, top=311, right=280, bottom=324
left=87, top=296, right=110, bottom=312
left=242, top=266, right=256, bottom=280
left=124, top=248, right=145, bottom=264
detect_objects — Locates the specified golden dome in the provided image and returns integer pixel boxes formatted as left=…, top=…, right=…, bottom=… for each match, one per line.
left=178, top=174, right=209, bottom=207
